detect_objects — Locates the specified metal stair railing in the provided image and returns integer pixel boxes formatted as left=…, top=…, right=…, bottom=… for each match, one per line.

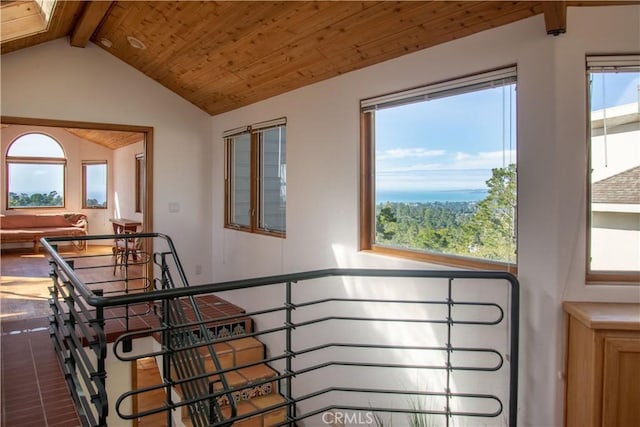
left=45, top=233, right=237, bottom=427
left=43, top=233, right=519, bottom=427
left=155, top=250, right=236, bottom=427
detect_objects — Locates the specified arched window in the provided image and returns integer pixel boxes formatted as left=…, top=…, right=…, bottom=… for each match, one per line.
left=6, top=133, right=66, bottom=208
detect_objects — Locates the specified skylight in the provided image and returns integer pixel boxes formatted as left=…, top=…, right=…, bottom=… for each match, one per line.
left=1, top=0, right=57, bottom=43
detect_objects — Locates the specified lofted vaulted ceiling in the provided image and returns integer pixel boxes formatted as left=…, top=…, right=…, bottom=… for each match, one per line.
left=1, top=1, right=636, bottom=116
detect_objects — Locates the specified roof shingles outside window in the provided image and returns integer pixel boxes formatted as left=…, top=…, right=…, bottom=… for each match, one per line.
left=592, top=166, right=640, bottom=205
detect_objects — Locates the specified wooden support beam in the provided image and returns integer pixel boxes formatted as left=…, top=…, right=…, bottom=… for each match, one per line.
left=70, top=1, right=113, bottom=47
left=542, top=1, right=567, bottom=36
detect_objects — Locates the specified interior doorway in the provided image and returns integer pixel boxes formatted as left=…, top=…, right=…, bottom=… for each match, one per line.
left=1, top=115, right=153, bottom=230
left=0, top=115, right=154, bottom=303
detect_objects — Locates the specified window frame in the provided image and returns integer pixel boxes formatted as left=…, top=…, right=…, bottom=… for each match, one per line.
left=135, top=153, right=144, bottom=214
left=585, top=55, right=640, bottom=284
left=224, top=118, right=286, bottom=238
left=5, top=133, right=67, bottom=209
left=359, top=67, right=518, bottom=272
left=82, top=160, right=108, bottom=209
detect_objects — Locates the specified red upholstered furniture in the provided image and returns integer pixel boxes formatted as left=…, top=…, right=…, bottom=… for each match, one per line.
left=0, top=213, right=88, bottom=252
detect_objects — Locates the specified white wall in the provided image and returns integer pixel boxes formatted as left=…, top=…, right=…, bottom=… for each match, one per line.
left=1, top=39, right=214, bottom=281
left=211, top=5, right=640, bottom=427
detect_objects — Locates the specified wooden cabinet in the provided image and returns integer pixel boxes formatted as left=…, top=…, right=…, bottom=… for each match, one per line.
left=564, top=302, right=640, bottom=427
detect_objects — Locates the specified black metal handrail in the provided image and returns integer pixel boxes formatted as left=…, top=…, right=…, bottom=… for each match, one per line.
left=43, top=233, right=519, bottom=427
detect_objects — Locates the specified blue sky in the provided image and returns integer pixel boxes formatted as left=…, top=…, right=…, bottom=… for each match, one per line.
left=375, top=84, right=517, bottom=192
left=376, top=71, right=639, bottom=194
left=590, top=72, right=640, bottom=111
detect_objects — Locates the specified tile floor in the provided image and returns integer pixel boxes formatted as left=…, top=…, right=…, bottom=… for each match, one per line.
left=0, top=246, right=249, bottom=426
left=1, top=317, right=82, bottom=427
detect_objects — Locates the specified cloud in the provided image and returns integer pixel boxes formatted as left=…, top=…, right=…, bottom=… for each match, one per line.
left=378, top=150, right=516, bottom=173
left=453, top=150, right=516, bottom=169
left=378, top=163, right=445, bottom=173
left=377, top=148, right=446, bottom=160
left=376, top=168, right=493, bottom=191
left=375, top=150, right=516, bottom=191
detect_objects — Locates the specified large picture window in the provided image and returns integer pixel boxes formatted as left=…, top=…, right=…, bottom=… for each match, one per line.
left=360, top=67, right=517, bottom=270
left=587, top=55, right=640, bottom=283
left=224, top=118, right=286, bottom=237
left=6, top=133, right=66, bottom=208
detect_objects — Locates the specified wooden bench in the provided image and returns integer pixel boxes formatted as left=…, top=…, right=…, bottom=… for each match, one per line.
left=0, top=213, right=88, bottom=252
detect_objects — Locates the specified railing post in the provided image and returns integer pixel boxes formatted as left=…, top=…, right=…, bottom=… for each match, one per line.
left=162, top=296, right=174, bottom=427
left=509, top=277, right=520, bottom=427
left=63, top=267, right=76, bottom=376
left=445, top=278, right=453, bottom=427
left=285, top=280, right=295, bottom=425
left=48, top=257, right=60, bottom=338
left=92, top=289, right=108, bottom=426
left=159, top=253, right=174, bottom=427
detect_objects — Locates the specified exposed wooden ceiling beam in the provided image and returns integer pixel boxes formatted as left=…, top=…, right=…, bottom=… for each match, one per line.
left=542, top=1, right=567, bottom=36
left=70, top=1, right=112, bottom=47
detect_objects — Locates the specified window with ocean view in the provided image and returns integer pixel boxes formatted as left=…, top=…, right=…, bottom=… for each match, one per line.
left=6, top=133, right=66, bottom=208
left=360, top=67, right=517, bottom=270
left=82, top=161, right=107, bottom=209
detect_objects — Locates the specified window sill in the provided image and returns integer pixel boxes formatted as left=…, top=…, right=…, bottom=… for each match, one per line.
left=586, top=272, right=640, bottom=285
left=366, top=245, right=517, bottom=273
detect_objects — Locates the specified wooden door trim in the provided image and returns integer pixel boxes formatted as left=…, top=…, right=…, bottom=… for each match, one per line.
left=1, top=115, right=154, bottom=281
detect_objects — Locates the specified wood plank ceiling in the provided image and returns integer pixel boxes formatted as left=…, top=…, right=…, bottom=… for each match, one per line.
left=1, top=1, right=636, bottom=117
left=64, top=128, right=143, bottom=150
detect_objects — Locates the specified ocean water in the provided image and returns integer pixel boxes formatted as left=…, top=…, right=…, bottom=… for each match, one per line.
left=376, top=189, right=488, bottom=203
left=87, top=191, right=106, bottom=203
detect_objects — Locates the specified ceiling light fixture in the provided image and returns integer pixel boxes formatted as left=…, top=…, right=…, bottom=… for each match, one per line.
left=126, top=36, right=146, bottom=50
left=100, top=38, right=113, bottom=48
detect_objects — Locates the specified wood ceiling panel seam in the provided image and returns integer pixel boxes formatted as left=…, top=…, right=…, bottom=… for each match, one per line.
left=220, top=1, right=422, bottom=75
left=318, top=1, right=537, bottom=59
left=208, top=2, right=379, bottom=69
left=313, top=2, right=483, bottom=59
left=328, top=6, right=544, bottom=78
left=208, top=49, right=329, bottom=94
left=339, top=1, right=540, bottom=59
left=221, top=2, right=489, bottom=80
left=173, top=3, right=322, bottom=77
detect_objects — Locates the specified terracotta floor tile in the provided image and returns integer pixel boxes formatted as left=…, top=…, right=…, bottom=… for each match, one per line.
left=233, top=340, right=265, bottom=366
left=238, top=364, right=278, bottom=383
left=47, top=419, right=83, bottom=427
